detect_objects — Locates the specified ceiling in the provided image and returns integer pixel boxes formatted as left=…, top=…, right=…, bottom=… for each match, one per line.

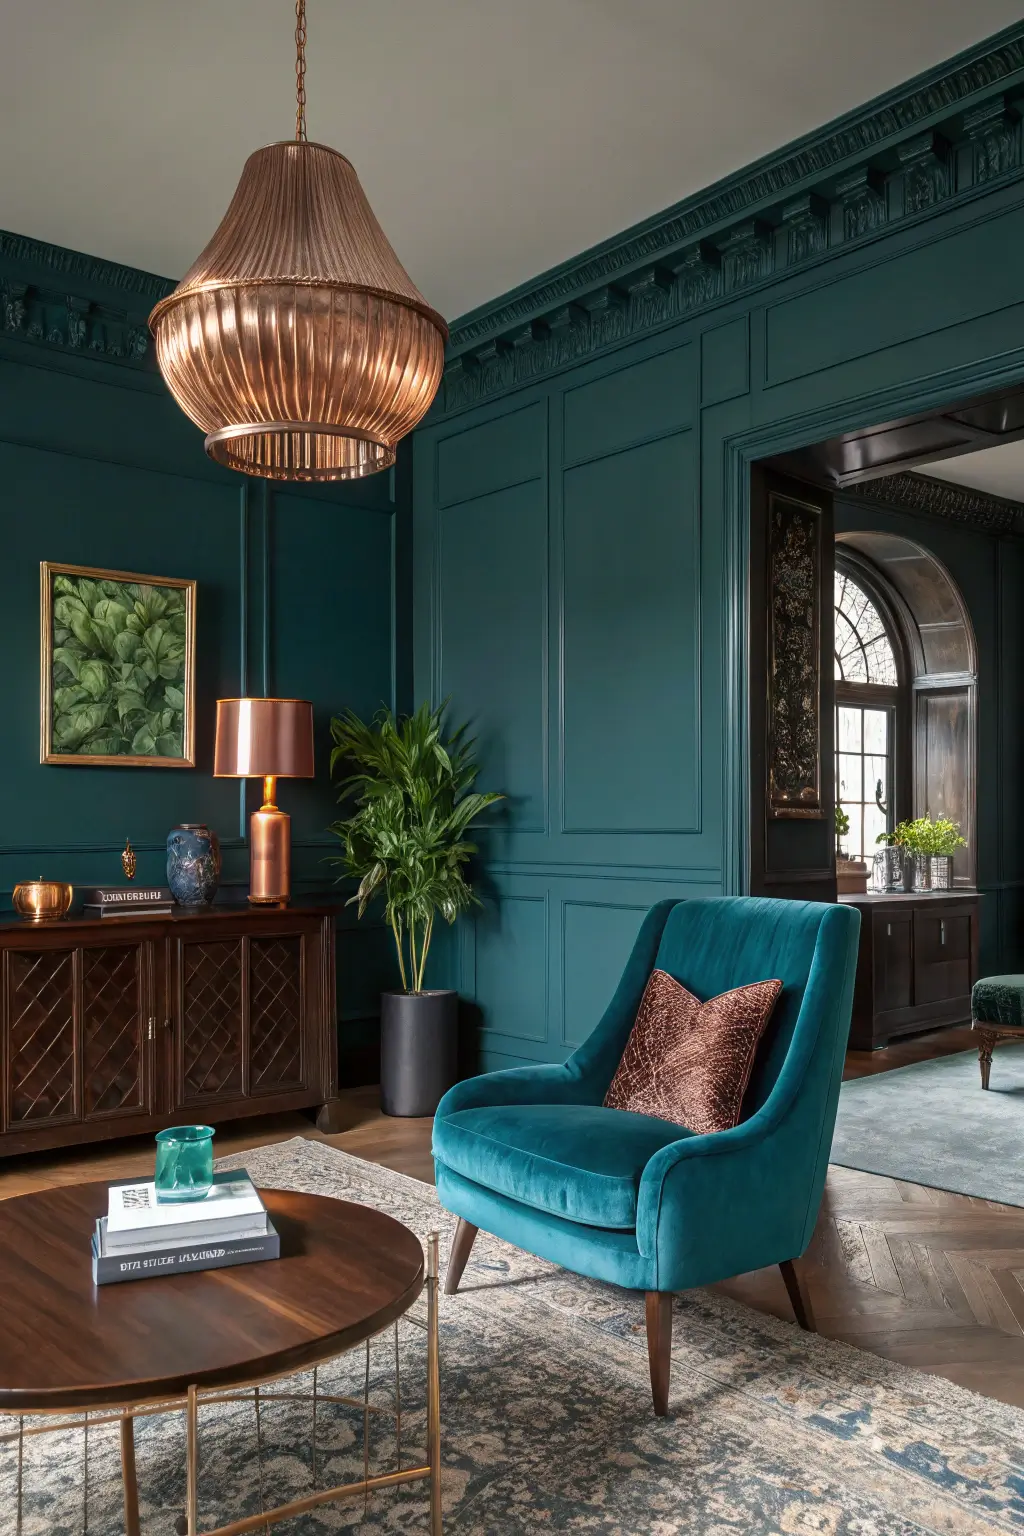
left=917, top=442, right=1024, bottom=502
left=1, top=2, right=1021, bottom=322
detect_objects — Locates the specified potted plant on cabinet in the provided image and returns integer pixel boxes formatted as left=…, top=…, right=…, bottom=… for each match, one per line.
left=328, top=701, right=503, bottom=1116
left=890, top=815, right=966, bottom=891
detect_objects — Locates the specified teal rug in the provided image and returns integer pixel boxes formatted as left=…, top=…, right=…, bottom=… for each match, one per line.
left=831, top=1042, right=1024, bottom=1206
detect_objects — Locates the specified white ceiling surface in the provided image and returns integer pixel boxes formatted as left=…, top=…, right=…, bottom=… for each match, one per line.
left=1, top=2, right=1022, bottom=322
left=917, top=442, right=1024, bottom=502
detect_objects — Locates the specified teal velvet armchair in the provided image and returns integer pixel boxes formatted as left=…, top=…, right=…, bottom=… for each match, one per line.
left=433, top=896, right=861, bottom=1413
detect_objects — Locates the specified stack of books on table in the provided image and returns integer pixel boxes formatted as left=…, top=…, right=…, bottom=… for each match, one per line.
left=91, top=1170, right=279, bottom=1286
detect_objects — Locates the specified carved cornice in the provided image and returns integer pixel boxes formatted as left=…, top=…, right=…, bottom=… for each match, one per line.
left=0, top=231, right=173, bottom=303
left=442, top=23, right=1024, bottom=414
left=847, top=471, right=1024, bottom=535
left=0, top=230, right=172, bottom=369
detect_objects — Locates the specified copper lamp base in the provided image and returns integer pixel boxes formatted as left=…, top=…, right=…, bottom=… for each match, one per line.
left=249, top=787, right=291, bottom=904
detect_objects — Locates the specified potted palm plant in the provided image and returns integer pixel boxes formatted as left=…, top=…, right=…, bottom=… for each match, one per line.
left=328, top=701, right=503, bottom=1116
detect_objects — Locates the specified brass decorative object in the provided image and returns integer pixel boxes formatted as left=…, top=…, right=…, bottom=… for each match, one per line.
left=149, top=0, right=447, bottom=483
left=214, top=698, right=315, bottom=903
left=12, top=880, right=73, bottom=922
left=121, top=839, right=137, bottom=881
left=40, top=562, right=197, bottom=768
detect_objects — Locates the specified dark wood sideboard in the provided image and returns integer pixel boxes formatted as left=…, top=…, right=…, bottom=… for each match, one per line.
left=839, top=891, right=980, bottom=1051
left=0, top=904, right=340, bottom=1157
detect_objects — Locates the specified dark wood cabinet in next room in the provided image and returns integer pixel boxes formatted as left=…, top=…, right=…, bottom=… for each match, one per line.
left=839, top=892, right=979, bottom=1050
left=0, top=904, right=340, bottom=1157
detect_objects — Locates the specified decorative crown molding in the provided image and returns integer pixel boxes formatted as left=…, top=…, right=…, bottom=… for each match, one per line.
left=0, top=229, right=174, bottom=370
left=0, top=231, right=174, bottom=303
left=847, top=470, right=1024, bottom=535
left=441, top=22, right=1024, bottom=415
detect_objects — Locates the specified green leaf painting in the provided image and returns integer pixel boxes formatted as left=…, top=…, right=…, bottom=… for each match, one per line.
left=45, top=568, right=194, bottom=763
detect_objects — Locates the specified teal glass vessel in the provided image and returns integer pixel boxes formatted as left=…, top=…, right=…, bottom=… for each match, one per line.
left=154, top=1125, right=215, bottom=1203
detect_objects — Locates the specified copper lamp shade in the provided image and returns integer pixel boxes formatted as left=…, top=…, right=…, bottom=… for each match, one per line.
left=149, top=140, right=447, bottom=483
left=214, top=698, right=315, bottom=904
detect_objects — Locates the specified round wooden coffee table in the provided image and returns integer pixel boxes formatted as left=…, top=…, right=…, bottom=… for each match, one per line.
left=0, top=1182, right=442, bottom=1535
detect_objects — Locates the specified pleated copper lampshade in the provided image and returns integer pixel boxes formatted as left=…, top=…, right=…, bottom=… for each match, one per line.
left=149, top=141, right=448, bottom=482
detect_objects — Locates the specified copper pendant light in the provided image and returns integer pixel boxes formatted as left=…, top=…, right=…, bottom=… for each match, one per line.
left=149, top=1, right=447, bottom=482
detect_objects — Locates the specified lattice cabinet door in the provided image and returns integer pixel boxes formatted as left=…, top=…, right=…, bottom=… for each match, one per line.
left=3, top=941, right=153, bottom=1133
left=249, top=935, right=306, bottom=1095
left=174, top=939, right=245, bottom=1108
left=4, top=948, right=77, bottom=1130
left=81, top=943, right=152, bottom=1124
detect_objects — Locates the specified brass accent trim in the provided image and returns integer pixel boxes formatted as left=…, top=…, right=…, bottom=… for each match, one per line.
left=39, top=561, right=197, bottom=769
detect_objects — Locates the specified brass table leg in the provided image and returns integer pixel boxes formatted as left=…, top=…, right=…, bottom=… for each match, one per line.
left=186, top=1384, right=199, bottom=1536
left=120, top=1415, right=141, bottom=1536
left=426, top=1231, right=442, bottom=1535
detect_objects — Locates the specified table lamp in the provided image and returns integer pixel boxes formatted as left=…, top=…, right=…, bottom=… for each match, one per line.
left=214, top=698, right=315, bottom=904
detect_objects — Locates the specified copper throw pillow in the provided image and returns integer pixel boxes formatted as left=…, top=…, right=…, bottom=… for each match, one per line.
left=604, top=969, right=783, bottom=1135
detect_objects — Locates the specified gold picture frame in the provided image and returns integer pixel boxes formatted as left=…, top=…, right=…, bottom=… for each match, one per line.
left=40, top=562, right=196, bottom=768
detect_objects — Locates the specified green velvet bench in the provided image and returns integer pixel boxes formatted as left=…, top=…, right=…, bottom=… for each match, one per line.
left=971, top=976, right=1024, bottom=1088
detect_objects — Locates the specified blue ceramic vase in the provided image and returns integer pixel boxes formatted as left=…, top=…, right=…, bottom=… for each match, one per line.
left=167, top=824, right=221, bottom=906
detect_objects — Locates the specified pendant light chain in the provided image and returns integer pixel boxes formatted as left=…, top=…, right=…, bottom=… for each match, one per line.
left=295, top=0, right=307, bottom=142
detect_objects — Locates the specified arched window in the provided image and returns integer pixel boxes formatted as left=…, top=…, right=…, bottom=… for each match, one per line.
left=835, top=532, right=978, bottom=888
left=834, top=569, right=901, bottom=861
left=834, top=572, right=898, bottom=685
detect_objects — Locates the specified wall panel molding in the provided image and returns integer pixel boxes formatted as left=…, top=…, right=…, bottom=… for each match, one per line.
left=440, top=24, right=1024, bottom=412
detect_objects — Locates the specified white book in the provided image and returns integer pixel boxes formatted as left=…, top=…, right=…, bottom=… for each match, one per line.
left=106, top=1170, right=266, bottom=1246
left=96, top=1215, right=269, bottom=1257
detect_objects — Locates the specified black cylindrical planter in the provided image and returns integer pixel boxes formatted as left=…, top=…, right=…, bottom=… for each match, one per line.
left=380, top=990, right=458, bottom=1117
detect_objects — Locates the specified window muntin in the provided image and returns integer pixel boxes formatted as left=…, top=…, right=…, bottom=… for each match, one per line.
left=836, top=703, right=892, bottom=861
left=834, top=571, right=898, bottom=684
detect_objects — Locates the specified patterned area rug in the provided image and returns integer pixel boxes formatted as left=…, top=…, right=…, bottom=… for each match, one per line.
left=4, top=1137, right=1024, bottom=1533
left=832, top=1043, right=1024, bottom=1207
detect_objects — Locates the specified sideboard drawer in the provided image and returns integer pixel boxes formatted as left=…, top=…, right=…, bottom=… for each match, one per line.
left=914, top=909, right=972, bottom=1005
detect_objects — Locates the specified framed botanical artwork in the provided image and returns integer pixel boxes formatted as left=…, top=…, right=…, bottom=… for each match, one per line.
left=40, top=562, right=196, bottom=767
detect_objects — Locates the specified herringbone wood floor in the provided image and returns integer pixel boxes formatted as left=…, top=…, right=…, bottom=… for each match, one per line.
left=3, top=1027, right=1022, bottom=1407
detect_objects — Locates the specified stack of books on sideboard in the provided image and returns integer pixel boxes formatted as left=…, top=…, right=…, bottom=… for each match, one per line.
left=92, top=1171, right=279, bottom=1286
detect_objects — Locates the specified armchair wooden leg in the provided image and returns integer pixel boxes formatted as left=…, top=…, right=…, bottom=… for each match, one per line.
left=444, top=1219, right=478, bottom=1295
left=645, top=1291, right=673, bottom=1416
left=780, top=1258, right=815, bottom=1331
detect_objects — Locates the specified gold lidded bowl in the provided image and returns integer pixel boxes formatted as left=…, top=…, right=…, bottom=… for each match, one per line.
left=12, top=879, right=73, bottom=922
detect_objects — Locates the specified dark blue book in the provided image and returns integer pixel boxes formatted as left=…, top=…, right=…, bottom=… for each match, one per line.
left=91, top=1217, right=279, bottom=1285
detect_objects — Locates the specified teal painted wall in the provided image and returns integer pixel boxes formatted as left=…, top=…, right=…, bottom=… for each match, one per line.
left=0, top=235, right=407, bottom=1084
left=413, top=26, right=1024, bottom=1068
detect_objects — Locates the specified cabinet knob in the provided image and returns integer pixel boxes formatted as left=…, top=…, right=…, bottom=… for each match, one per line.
left=940, top=921, right=946, bottom=947
left=886, top=923, right=891, bottom=937
left=146, top=1016, right=156, bottom=1041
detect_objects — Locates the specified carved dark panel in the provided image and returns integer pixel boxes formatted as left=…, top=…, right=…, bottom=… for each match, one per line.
left=7, top=950, right=75, bottom=1124
left=767, top=492, right=822, bottom=818
left=83, top=946, right=144, bottom=1117
left=250, top=938, right=304, bottom=1093
left=180, top=941, right=243, bottom=1101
